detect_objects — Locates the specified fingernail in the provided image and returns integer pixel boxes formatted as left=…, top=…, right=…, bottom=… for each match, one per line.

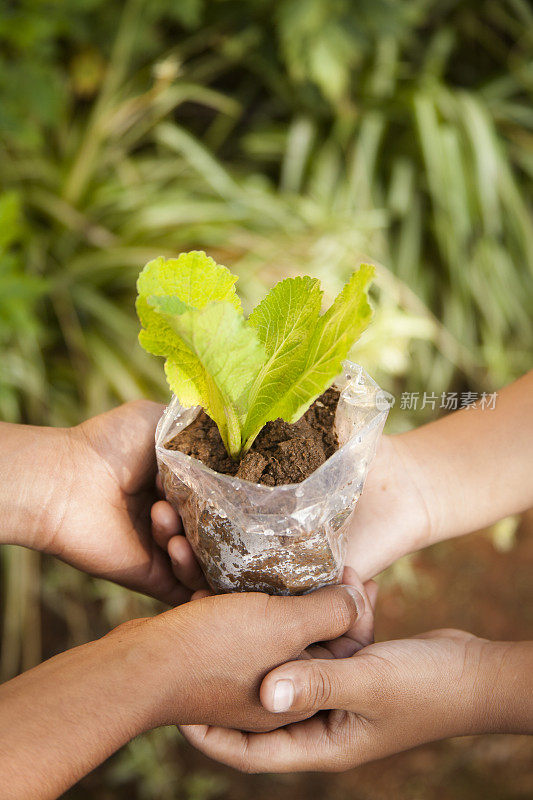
left=272, top=679, right=294, bottom=713
left=340, top=585, right=365, bottom=617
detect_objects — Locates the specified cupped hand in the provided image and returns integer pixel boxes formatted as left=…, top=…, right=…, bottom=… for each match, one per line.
left=42, top=400, right=199, bottom=604
left=343, top=434, right=432, bottom=581
left=179, top=628, right=490, bottom=771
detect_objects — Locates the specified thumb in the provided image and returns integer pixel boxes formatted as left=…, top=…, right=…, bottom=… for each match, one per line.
left=260, top=656, right=358, bottom=714
left=277, top=583, right=368, bottom=649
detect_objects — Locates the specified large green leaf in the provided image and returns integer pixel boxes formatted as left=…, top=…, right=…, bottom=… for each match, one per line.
left=242, top=275, right=323, bottom=450
left=149, top=299, right=265, bottom=457
left=137, top=252, right=374, bottom=459
left=136, top=251, right=241, bottom=409
left=268, top=264, right=375, bottom=424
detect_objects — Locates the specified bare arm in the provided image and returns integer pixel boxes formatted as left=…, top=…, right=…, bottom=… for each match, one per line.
left=0, top=624, right=157, bottom=800
left=404, top=370, right=533, bottom=546
left=0, top=583, right=369, bottom=799
left=340, top=370, right=533, bottom=579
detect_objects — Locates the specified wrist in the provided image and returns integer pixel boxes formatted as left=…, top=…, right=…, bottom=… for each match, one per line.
left=387, top=434, right=433, bottom=552
left=111, top=610, right=194, bottom=730
left=101, top=616, right=183, bottom=734
left=441, top=637, right=533, bottom=737
left=0, top=422, right=75, bottom=550
left=394, top=428, right=448, bottom=550
left=475, top=640, right=533, bottom=734
left=344, top=434, right=432, bottom=580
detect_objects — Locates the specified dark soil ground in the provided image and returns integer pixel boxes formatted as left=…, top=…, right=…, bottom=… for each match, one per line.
left=165, top=388, right=339, bottom=485
left=66, top=513, right=533, bottom=800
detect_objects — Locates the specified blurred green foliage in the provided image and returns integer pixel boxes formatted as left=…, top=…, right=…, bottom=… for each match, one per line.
left=1, top=0, right=531, bottom=427
left=1, top=0, right=532, bottom=796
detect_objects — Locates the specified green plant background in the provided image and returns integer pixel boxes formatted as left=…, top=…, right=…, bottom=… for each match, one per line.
left=1, top=1, right=532, bottom=797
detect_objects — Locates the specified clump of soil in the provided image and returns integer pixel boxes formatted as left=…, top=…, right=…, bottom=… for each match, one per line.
left=165, top=387, right=340, bottom=486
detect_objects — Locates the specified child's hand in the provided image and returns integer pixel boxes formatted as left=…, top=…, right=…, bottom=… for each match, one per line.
left=179, top=630, right=533, bottom=771
left=0, top=578, right=376, bottom=798
left=137, top=580, right=375, bottom=732
left=1, top=401, right=199, bottom=605
left=342, top=434, right=432, bottom=581
left=347, top=371, right=533, bottom=581
left=150, top=491, right=207, bottom=592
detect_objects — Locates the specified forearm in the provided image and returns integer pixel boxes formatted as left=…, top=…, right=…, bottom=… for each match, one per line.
left=0, top=422, right=71, bottom=549
left=0, top=621, right=161, bottom=800
left=400, top=371, right=533, bottom=546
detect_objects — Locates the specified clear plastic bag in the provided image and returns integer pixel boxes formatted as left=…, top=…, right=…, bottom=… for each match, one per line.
left=156, top=361, right=392, bottom=595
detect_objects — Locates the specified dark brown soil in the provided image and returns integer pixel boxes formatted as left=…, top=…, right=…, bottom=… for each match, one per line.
left=165, top=387, right=340, bottom=485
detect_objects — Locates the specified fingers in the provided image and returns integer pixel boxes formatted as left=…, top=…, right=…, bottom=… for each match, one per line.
left=151, top=500, right=182, bottom=548
left=191, top=589, right=213, bottom=601
left=320, top=569, right=375, bottom=658
left=132, top=544, right=192, bottom=607
left=180, top=717, right=355, bottom=773
left=260, top=655, right=363, bottom=714
left=151, top=500, right=207, bottom=591
left=168, top=535, right=208, bottom=591
left=179, top=724, right=297, bottom=773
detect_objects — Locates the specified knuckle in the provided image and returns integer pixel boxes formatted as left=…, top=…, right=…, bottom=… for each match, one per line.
left=329, top=590, right=358, bottom=632
left=429, top=627, right=476, bottom=641
left=125, top=398, right=151, bottom=413
left=303, top=662, right=334, bottom=708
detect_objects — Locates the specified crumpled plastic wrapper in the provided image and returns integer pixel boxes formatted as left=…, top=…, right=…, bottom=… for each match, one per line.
left=156, top=361, right=392, bottom=595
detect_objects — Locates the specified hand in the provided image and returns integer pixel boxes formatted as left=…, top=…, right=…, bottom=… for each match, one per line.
left=3, top=401, right=199, bottom=604
left=347, top=371, right=533, bottom=580
left=0, top=582, right=375, bottom=799
left=342, top=434, right=432, bottom=581
left=142, top=578, right=375, bottom=732
left=179, top=630, right=533, bottom=772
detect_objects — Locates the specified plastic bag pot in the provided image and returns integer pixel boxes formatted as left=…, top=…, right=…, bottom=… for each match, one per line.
left=156, top=361, right=392, bottom=595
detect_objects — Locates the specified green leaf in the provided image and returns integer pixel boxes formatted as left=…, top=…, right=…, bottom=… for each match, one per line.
left=150, top=299, right=265, bottom=457
left=136, top=251, right=241, bottom=409
left=0, top=192, right=23, bottom=254
left=137, top=252, right=374, bottom=460
left=266, top=264, right=375, bottom=425
left=242, top=275, right=323, bottom=449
